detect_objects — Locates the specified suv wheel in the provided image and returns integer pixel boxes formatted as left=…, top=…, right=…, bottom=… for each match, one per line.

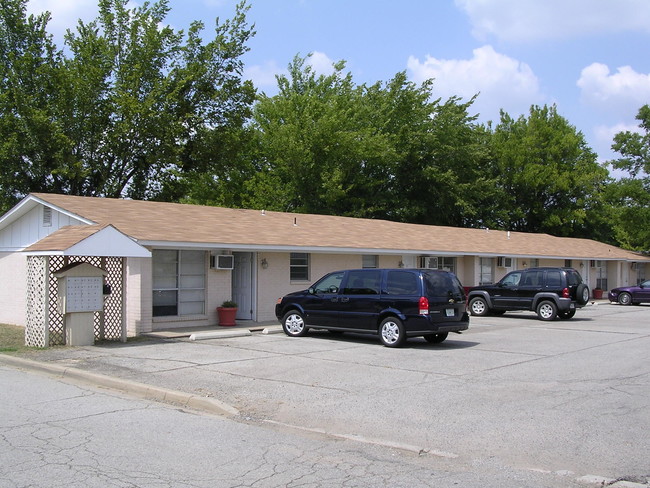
left=282, top=311, right=308, bottom=337
left=379, top=317, right=406, bottom=347
left=576, top=284, right=589, bottom=305
left=469, top=297, right=489, bottom=316
left=536, top=300, right=557, bottom=321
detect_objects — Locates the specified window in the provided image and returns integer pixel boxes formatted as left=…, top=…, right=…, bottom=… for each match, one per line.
left=42, top=207, right=52, bottom=227
left=420, top=256, right=456, bottom=273
left=344, top=270, right=381, bottom=295
left=152, top=250, right=205, bottom=317
left=290, top=253, right=310, bottom=281
left=362, top=255, right=378, bottom=268
left=545, top=270, right=562, bottom=287
left=501, top=272, right=522, bottom=286
left=479, top=258, right=494, bottom=285
left=564, top=259, right=572, bottom=267
left=529, top=258, right=539, bottom=268
left=313, top=272, right=344, bottom=294
left=387, top=271, right=419, bottom=295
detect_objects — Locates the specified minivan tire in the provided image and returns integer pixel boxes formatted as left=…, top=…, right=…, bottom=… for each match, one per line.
left=282, top=311, right=308, bottom=337
left=536, top=300, right=557, bottom=321
left=469, top=297, right=489, bottom=316
left=379, top=317, right=406, bottom=347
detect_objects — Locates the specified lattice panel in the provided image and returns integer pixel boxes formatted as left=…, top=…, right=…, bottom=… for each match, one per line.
left=46, top=256, right=124, bottom=346
left=97, top=257, right=124, bottom=341
left=25, top=256, right=48, bottom=347
left=47, top=255, right=66, bottom=345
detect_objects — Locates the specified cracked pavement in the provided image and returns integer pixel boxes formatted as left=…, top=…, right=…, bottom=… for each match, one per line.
left=1, top=302, right=649, bottom=487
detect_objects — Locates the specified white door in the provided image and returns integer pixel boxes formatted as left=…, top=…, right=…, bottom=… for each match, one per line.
left=232, top=252, right=254, bottom=320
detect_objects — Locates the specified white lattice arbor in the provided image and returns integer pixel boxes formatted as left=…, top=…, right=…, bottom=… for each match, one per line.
left=25, top=255, right=125, bottom=347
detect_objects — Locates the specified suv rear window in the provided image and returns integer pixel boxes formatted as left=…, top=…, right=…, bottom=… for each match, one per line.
left=546, top=270, right=562, bottom=287
left=566, top=270, right=582, bottom=286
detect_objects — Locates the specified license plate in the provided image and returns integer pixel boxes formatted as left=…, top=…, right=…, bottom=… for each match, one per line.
left=570, top=303, right=575, bottom=309
left=445, top=308, right=455, bottom=317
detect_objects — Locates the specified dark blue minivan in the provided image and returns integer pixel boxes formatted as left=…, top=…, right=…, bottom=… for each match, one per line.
left=275, top=268, right=469, bottom=347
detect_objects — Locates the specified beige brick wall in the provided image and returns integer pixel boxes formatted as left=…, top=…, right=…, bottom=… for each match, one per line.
left=0, top=252, right=27, bottom=326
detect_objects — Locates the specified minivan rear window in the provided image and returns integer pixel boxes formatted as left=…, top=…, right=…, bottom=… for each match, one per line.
left=424, top=272, right=463, bottom=297
left=386, top=271, right=420, bottom=295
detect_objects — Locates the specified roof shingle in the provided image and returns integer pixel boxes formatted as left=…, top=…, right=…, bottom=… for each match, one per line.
left=29, top=193, right=647, bottom=261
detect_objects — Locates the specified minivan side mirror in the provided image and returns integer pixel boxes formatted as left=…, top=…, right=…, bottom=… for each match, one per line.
left=308, top=287, right=315, bottom=295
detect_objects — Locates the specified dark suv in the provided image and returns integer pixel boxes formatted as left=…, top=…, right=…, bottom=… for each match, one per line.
left=467, top=267, right=589, bottom=321
left=275, top=268, right=469, bottom=347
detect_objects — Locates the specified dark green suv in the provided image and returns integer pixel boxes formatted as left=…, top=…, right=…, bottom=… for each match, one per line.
left=467, top=267, right=590, bottom=321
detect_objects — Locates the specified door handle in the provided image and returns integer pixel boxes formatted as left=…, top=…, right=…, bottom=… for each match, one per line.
left=340, top=297, right=349, bottom=302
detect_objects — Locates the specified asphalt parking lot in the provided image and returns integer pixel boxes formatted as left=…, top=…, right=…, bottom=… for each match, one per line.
left=4, top=301, right=650, bottom=486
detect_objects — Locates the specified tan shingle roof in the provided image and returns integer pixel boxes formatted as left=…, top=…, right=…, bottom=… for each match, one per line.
left=30, top=193, right=647, bottom=261
left=25, top=225, right=106, bottom=252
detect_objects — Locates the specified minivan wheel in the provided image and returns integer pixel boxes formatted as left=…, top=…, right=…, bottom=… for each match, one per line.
left=469, top=297, right=489, bottom=316
left=282, top=311, right=308, bottom=337
left=424, top=332, right=448, bottom=344
left=379, top=317, right=406, bottom=347
left=618, top=292, right=632, bottom=305
left=536, top=300, right=557, bottom=321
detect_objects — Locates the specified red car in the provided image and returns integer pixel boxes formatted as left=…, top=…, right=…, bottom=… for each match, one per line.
left=608, top=280, right=650, bottom=305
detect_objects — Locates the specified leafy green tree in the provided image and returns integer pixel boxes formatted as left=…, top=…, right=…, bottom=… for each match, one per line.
left=0, top=0, right=69, bottom=212
left=241, top=54, right=496, bottom=227
left=605, top=105, right=650, bottom=251
left=489, top=105, right=609, bottom=237
left=0, top=0, right=255, bottom=211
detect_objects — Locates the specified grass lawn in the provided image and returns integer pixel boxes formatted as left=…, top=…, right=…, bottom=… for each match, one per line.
left=0, top=323, right=33, bottom=354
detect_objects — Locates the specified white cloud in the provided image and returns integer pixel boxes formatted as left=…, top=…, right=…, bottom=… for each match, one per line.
left=407, top=45, right=543, bottom=122
left=455, top=0, right=650, bottom=42
left=592, top=122, right=641, bottom=163
left=306, top=51, right=336, bottom=76
left=577, top=63, right=650, bottom=117
left=26, top=0, right=99, bottom=38
left=244, top=60, right=286, bottom=90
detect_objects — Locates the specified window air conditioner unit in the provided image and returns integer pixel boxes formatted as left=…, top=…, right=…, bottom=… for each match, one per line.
left=210, top=254, right=234, bottom=270
left=497, top=256, right=512, bottom=268
left=421, top=257, right=438, bottom=269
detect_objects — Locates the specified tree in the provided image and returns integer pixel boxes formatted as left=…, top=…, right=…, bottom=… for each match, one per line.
left=239, top=54, right=496, bottom=227
left=0, top=0, right=68, bottom=212
left=606, top=105, right=650, bottom=251
left=489, top=105, right=609, bottom=237
left=0, top=0, right=255, bottom=212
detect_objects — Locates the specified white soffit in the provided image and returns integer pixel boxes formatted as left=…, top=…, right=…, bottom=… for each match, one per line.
left=67, top=226, right=150, bottom=257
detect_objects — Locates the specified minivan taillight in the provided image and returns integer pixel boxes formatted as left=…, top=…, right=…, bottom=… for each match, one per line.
left=419, top=296, right=429, bottom=315
left=562, top=287, right=570, bottom=298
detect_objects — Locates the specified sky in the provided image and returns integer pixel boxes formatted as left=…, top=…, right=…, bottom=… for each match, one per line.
left=25, top=0, right=650, bottom=166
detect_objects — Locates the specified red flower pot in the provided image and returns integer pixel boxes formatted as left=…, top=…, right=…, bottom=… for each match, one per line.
left=217, top=307, right=237, bottom=326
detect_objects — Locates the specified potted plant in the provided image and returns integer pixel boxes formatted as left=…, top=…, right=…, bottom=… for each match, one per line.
left=217, top=300, right=238, bottom=326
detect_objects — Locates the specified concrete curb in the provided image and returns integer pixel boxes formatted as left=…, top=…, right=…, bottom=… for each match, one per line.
left=188, top=325, right=283, bottom=341
left=189, top=330, right=252, bottom=341
left=0, top=354, right=239, bottom=417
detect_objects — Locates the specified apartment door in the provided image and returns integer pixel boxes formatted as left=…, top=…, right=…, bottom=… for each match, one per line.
left=232, top=252, right=254, bottom=320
